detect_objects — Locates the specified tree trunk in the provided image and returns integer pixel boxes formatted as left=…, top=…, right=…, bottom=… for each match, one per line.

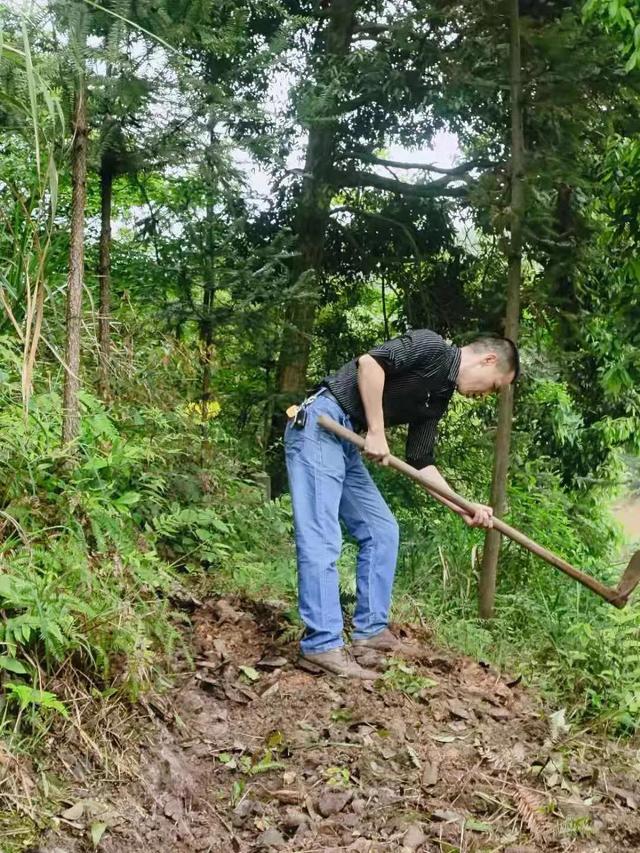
left=200, top=112, right=216, bottom=423
left=268, top=0, right=358, bottom=492
left=97, top=159, right=113, bottom=401
left=478, top=0, right=524, bottom=619
left=62, top=80, right=88, bottom=448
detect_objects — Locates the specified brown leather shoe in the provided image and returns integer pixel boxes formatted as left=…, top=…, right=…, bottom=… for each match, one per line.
left=352, top=628, right=422, bottom=660
left=299, top=647, right=378, bottom=680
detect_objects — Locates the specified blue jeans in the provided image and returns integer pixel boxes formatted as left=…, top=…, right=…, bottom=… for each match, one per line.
left=285, top=392, right=400, bottom=655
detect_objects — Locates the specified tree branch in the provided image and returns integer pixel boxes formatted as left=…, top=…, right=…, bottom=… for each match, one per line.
left=352, top=22, right=390, bottom=34
left=332, top=169, right=471, bottom=198
left=341, top=151, right=498, bottom=174
left=329, top=204, right=423, bottom=264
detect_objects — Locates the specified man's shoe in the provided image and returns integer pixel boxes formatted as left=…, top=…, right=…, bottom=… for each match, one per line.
left=299, top=647, right=378, bottom=680
left=352, top=627, right=422, bottom=660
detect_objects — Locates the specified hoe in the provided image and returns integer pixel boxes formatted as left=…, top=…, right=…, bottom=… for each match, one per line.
left=318, top=416, right=640, bottom=609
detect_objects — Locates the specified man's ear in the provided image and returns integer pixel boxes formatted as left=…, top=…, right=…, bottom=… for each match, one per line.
left=483, top=352, right=498, bottom=366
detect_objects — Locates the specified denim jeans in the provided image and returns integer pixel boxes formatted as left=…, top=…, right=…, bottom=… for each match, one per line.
left=285, top=392, right=400, bottom=655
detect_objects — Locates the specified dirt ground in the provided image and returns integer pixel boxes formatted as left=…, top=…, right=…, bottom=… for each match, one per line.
left=614, top=496, right=640, bottom=543
left=27, top=595, right=640, bottom=853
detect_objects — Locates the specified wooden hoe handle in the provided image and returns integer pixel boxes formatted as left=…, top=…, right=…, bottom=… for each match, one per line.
left=317, top=415, right=624, bottom=608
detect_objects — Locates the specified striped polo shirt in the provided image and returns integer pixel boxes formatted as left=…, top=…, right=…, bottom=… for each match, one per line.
left=322, top=329, right=461, bottom=470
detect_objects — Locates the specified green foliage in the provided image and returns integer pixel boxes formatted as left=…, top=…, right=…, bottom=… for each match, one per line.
left=583, top=0, right=640, bottom=69
left=0, top=334, right=295, bottom=737
left=4, top=683, right=68, bottom=718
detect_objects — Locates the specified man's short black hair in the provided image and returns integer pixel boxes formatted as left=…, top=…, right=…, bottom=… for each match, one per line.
left=469, top=336, right=520, bottom=382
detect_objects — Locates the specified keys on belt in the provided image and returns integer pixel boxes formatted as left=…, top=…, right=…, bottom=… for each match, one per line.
left=286, top=388, right=332, bottom=430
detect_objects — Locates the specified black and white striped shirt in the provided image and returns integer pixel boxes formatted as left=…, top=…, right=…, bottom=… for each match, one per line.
left=321, top=329, right=461, bottom=470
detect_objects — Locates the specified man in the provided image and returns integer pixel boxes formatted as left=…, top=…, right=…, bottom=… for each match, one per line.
left=284, top=329, right=519, bottom=680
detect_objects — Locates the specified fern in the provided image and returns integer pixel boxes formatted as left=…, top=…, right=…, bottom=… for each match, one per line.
left=5, top=683, right=68, bottom=717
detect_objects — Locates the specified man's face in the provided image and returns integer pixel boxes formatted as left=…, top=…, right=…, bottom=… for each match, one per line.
left=457, top=355, right=515, bottom=398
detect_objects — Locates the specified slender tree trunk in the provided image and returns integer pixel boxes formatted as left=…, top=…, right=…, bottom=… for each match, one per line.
left=268, top=0, right=358, bottom=492
left=97, top=159, right=113, bottom=401
left=381, top=273, right=390, bottom=340
left=478, top=0, right=524, bottom=618
left=200, top=112, right=216, bottom=422
left=62, top=80, right=88, bottom=448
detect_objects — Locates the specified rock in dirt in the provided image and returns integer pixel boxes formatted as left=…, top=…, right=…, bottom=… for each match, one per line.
left=402, top=822, right=426, bottom=849
left=257, top=827, right=287, bottom=849
left=317, top=789, right=353, bottom=817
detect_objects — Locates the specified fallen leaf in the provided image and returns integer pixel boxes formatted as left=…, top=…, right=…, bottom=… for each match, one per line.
left=403, top=823, right=426, bottom=849
left=90, top=821, right=108, bottom=848
left=432, top=809, right=464, bottom=823
left=485, top=706, right=511, bottom=721
left=266, top=730, right=285, bottom=750
left=61, top=802, right=84, bottom=821
left=239, top=665, right=261, bottom=682
left=213, top=638, right=229, bottom=657
left=260, top=682, right=280, bottom=699
left=195, top=659, right=225, bottom=671
left=611, top=787, right=638, bottom=810
left=447, top=699, right=472, bottom=721
left=271, top=788, right=304, bottom=805
left=257, top=656, right=288, bottom=669
left=256, top=827, right=286, bottom=849
left=405, top=746, right=422, bottom=768
left=549, top=708, right=570, bottom=741
left=465, top=818, right=492, bottom=832
left=214, top=600, right=243, bottom=623
left=317, top=789, right=352, bottom=817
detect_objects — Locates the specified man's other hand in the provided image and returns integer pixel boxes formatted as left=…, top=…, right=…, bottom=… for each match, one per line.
left=363, top=430, right=390, bottom=464
left=462, top=502, right=494, bottom=528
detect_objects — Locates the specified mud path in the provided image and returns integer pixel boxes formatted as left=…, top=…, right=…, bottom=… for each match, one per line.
left=36, top=598, right=640, bottom=853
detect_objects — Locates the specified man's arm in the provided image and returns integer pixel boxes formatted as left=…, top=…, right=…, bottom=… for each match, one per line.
left=357, top=354, right=390, bottom=464
left=420, top=464, right=493, bottom=528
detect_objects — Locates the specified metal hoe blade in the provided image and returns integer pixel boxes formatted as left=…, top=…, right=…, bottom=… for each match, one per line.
left=613, top=551, right=640, bottom=606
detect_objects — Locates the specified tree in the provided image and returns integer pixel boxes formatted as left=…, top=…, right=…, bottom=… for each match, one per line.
left=478, top=0, right=524, bottom=619
left=267, top=0, right=499, bottom=488
left=61, top=2, right=88, bottom=448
